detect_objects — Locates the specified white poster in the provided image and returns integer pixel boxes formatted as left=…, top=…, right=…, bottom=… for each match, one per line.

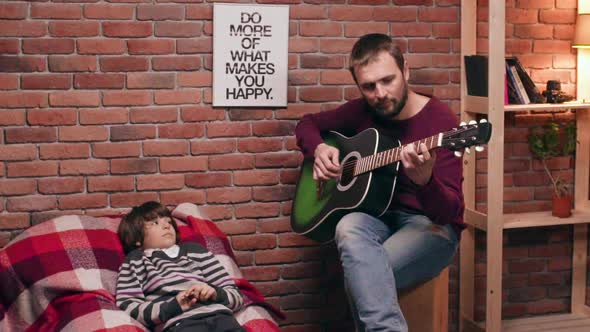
left=213, top=3, right=289, bottom=107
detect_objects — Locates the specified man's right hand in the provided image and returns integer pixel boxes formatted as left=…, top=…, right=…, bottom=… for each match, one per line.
left=313, top=143, right=341, bottom=180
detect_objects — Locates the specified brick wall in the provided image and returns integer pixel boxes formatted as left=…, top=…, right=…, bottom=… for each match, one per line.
left=0, top=0, right=580, bottom=331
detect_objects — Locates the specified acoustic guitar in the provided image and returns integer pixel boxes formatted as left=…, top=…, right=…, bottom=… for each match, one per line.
left=290, top=120, right=492, bottom=243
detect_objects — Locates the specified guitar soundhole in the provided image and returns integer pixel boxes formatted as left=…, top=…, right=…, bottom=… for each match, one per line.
left=339, top=159, right=356, bottom=187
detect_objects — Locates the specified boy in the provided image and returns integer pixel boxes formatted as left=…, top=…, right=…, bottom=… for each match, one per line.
left=116, top=201, right=245, bottom=332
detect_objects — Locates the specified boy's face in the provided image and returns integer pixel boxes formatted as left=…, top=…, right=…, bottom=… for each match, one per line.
left=142, top=216, right=177, bottom=250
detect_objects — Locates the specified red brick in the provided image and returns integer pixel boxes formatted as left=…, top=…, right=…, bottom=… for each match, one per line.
left=328, top=6, right=372, bottom=21
left=190, top=139, right=235, bottom=155
left=74, top=73, right=125, bottom=89
left=206, top=122, right=250, bottom=138
left=48, top=55, right=96, bottom=72
left=7, top=161, right=58, bottom=178
left=205, top=187, right=250, bottom=204
left=281, top=262, right=323, bottom=278
left=527, top=299, right=568, bottom=315
left=103, top=22, right=152, bottom=38
left=253, top=121, right=295, bottom=137
left=281, top=169, right=300, bottom=185
left=186, top=4, right=212, bottom=20
left=555, top=0, right=577, bottom=8
left=130, top=107, right=177, bottom=124
left=178, top=72, right=211, bottom=87
left=228, top=109, right=273, bottom=121
left=0, top=3, right=27, bottom=19
left=241, top=266, right=280, bottom=281
left=232, top=234, right=276, bottom=250
left=418, top=7, right=458, bottom=22
left=154, top=56, right=201, bottom=71
left=154, top=90, right=200, bottom=105
left=127, top=73, right=175, bottom=89
left=77, top=39, right=126, bottom=55
left=0, top=145, right=37, bottom=161
left=79, top=108, right=128, bottom=125
left=237, top=138, right=282, bottom=153
left=235, top=202, right=280, bottom=218
left=88, top=176, right=134, bottom=192
left=554, top=25, right=575, bottom=40
left=59, top=193, right=107, bottom=209
left=40, top=143, right=89, bottom=160
left=288, top=38, right=320, bottom=53
left=137, top=174, right=185, bottom=191
left=0, top=214, right=30, bottom=230
left=23, top=39, right=74, bottom=54
left=0, top=56, right=45, bottom=73
left=185, top=172, right=231, bottom=188
left=0, top=179, right=36, bottom=195
left=209, top=155, right=254, bottom=171
left=7, top=196, right=57, bottom=212
left=155, top=22, right=202, bottom=37
left=254, top=186, right=295, bottom=202
left=111, top=158, right=158, bottom=175
left=5, top=128, right=56, bottom=144
left=234, top=170, right=280, bottom=186
left=31, top=4, right=81, bottom=19
left=160, top=156, right=208, bottom=173
left=137, top=4, right=184, bottom=20
left=60, top=159, right=108, bottom=175
left=111, top=192, right=159, bottom=208
left=158, top=123, right=204, bottom=139
left=300, top=22, right=342, bottom=37
left=27, top=109, right=77, bottom=126
left=256, top=152, right=302, bottom=168
left=59, top=126, right=108, bottom=142
left=0, top=91, right=47, bottom=108
left=100, top=57, right=149, bottom=72
left=300, top=87, right=342, bottom=102
left=160, top=190, right=206, bottom=206
left=110, top=125, right=156, bottom=141
left=127, top=40, right=174, bottom=55
left=177, top=38, right=212, bottom=54
left=345, top=22, right=388, bottom=37
left=0, top=21, right=46, bottom=37
left=144, top=140, right=189, bottom=156
left=278, top=233, right=318, bottom=247
left=181, top=106, right=225, bottom=122
left=50, top=91, right=99, bottom=107
left=103, top=91, right=152, bottom=106
left=374, top=7, right=417, bottom=21
left=84, top=4, right=134, bottom=19
left=92, top=142, right=141, bottom=158
left=301, top=55, right=345, bottom=69
left=540, top=9, right=576, bottom=24
left=21, top=74, right=71, bottom=90
left=0, top=39, right=20, bottom=53
left=49, top=21, right=99, bottom=37
left=38, top=177, right=84, bottom=194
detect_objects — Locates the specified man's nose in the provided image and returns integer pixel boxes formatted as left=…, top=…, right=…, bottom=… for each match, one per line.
left=162, top=221, right=171, bottom=229
left=375, top=83, right=386, bottom=99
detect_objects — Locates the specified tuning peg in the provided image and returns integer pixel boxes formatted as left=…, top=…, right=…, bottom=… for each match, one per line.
left=459, top=121, right=466, bottom=126
left=475, top=145, right=485, bottom=152
left=465, top=147, right=471, bottom=154
left=468, top=120, right=477, bottom=125
left=454, top=151, right=463, bottom=158
left=479, top=119, right=488, bottom=123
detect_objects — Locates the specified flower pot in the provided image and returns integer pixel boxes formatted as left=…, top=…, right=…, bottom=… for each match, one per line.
left=552, top=195, right=572, bottom=218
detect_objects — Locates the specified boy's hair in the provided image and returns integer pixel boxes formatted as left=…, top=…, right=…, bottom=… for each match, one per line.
left=349, top=33, right=405, bottom=83
left=117, top=201, right=180, bottom=254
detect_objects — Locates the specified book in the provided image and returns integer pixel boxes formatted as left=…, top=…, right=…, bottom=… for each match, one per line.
left=506, top=57, right=543, bottom=103
left=508, top=65, right=530, bottom=104
left=464, top=55, right=488, bottom=97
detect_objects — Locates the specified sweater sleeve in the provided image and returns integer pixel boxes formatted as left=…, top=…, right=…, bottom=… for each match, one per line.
left=184, top=244, right=244, bottom=312
left=295, top=99, right=368, bottom=159
left=116, top=255, right=183, bottom=328
left=416, top=143, right=464, bottom=226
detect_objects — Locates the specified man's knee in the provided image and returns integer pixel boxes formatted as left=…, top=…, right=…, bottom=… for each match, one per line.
left=334, top=212, right=373, bottom=244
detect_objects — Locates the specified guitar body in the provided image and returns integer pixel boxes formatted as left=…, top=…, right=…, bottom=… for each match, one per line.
left=291, top=128, right=400, bottom=243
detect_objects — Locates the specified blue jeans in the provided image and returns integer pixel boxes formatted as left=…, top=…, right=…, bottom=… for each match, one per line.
left=334, top=211, right=459, bottom=332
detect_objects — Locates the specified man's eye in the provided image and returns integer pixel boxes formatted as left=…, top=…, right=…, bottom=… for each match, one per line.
left=382, top=77, right=394, bottom=84
left=362, top=84, right=375, bottom=91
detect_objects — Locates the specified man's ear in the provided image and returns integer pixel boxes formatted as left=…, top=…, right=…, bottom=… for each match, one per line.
left=403, top=61, right=410, bottom=82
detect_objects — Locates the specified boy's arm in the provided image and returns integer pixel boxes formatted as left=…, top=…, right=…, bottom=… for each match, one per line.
left=197, top=250, right=244, bottom=312
left=116, top=257, right=183, bottom=327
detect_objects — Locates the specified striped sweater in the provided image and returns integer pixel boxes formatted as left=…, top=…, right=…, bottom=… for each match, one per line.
left=116, top=242, right=244, bottom=331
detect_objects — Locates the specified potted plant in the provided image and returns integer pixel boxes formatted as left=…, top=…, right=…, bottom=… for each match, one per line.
left=528, top=120, right=576, bottom=218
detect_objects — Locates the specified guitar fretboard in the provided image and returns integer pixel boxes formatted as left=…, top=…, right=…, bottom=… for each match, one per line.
left=353, top=133, right=441, bottom=176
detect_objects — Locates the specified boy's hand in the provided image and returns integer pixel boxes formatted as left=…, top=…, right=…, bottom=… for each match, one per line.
left=185, top=283, right=217, bottom=302
left=176, top=290, right=197, bottom=311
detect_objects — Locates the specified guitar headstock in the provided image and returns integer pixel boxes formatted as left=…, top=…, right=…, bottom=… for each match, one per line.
left=441, top=120, right=492, bottom=157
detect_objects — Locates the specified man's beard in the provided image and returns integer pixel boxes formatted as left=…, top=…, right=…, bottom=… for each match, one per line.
left=372, top=83, right=408, bottom=121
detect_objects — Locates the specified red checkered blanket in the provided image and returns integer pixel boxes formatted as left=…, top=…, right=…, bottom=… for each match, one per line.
left=0, top=203, right=283, bottom=332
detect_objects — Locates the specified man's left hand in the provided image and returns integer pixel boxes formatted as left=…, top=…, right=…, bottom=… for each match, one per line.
left=400, top=142, right=436, bottom=186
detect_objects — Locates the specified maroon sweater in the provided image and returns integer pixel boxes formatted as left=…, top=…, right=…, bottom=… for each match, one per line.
left=295, top=97, right=465, bottom=234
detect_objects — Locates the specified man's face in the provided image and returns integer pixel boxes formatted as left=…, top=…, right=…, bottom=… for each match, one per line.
left=354, top=51, right=409, bottom=120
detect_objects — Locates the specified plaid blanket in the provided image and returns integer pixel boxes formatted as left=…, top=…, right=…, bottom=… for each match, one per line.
left=0, top=203, right=282, bottom=332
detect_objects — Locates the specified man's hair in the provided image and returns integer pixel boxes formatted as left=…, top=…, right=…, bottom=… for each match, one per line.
left=117, top=201, right=179, bottom=254
left=349, top=33, right=405, bottom=82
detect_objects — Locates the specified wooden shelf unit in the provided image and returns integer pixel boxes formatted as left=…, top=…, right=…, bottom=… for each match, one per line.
left=459, top=1, right=590, bottom=332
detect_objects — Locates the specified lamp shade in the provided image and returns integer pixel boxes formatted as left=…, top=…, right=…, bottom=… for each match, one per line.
left=574, top=14, right=590, bottom=48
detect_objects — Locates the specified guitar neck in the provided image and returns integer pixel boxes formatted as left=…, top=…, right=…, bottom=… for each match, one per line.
left=353, top=133, right=442, bottom=176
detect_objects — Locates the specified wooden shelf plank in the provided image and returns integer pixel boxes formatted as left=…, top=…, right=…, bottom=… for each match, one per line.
left=464, top=96, right=590, bottom=114
left=503, top=209, right=590, bottom=229
left=502, top=313, right=590, bottom=332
